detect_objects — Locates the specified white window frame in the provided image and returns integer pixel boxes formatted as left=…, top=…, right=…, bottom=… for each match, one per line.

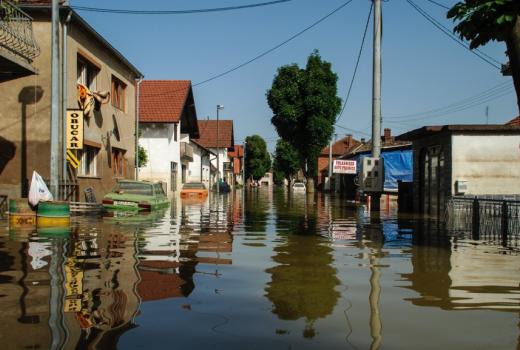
left=78, top=146, right=99, bottom=177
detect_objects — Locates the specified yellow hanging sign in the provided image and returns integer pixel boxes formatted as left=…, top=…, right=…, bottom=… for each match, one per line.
left=66, top=109, right=84, bottom=149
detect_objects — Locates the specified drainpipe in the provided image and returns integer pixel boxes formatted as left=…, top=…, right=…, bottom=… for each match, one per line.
left=62, top=10, right=72, bottom=199
left=135, top=77, right=143, bottom=180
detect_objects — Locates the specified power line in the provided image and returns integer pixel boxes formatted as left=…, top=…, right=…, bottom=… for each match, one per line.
left=193, top=0, right=354, bottom=87
left=385, top=82, right=513, bottom=120
left=334, top=124, right=371, bottom=137
left=336, top=2, right=373, bottom=123
left=72, top=0, right=292, bottom=15
left=406, top=0, right=502, bottom=69
left=423, top=0, right=450, bottom=10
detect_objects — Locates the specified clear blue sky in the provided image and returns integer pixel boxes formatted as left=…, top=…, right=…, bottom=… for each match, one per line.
left=71, top=0, right=518, bottom=148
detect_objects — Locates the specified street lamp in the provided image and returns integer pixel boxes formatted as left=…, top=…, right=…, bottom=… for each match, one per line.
left=216, top=104, right=224, bottom=194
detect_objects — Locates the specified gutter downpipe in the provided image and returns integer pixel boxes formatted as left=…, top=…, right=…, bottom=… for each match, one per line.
left=62, top=10, right=72, bottom=200
left=135, top=77, right=143, bottom=180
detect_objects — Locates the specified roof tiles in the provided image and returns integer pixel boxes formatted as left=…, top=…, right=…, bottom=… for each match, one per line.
left=194, top=120, right=234, bottom=149
left=139, top=80, right=191, bottom=123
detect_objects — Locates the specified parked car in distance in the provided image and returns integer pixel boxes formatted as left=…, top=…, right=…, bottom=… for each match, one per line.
left=102, top=180, right=169, bottom=211
left=180, top=182, right=209, bottom=200
left=292, top=181, right=306, bottom=192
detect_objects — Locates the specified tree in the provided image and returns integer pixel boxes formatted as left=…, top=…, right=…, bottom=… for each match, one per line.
left=245, top=135, right=271, bottom=181
left=447, top=0, right=520, bottom=112
left=272, top=139, right=300, bottom=186
left=138, top=145, right=148, bottom=168
left=267, top=50, right=341, bottom=190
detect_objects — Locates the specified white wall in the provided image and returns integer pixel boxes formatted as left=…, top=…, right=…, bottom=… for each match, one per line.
left=188, top=143, right=211, bottom=186
left=451, top=134, right=520, bottom=195
left=138, top=122, right=180, bottom=193
left=209, top=148, right=229, bottom=183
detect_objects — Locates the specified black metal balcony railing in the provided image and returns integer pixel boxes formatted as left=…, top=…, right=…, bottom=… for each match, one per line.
left=0, top=0, right=40, bottom=62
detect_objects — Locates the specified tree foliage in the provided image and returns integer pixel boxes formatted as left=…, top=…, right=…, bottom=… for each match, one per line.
left=273, top=139, right=299, bottom=185
left=138, top=145, right=148, bottom=168
left=245, top=135, right=271, bottom=180
left=267, top=50, right=341, bottom=179
left=448, top=0, right=520, bottom=111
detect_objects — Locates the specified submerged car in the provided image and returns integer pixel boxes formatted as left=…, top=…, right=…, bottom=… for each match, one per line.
left=180, top=182, right=209, bottom=200
left=102, top=180, right=169, bottom=211
left=292, top=181, right=306, bottom=192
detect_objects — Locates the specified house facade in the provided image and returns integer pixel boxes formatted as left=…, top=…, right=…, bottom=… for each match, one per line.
left=317, top=135, right=360, bottom=189
left=396, top=124, right=520, bottom=217
left=138, top=80, right=199, bottom=193
left=228, top=144, right=244, bottom=186
left=193, top=120, right=234, bottom=187
left=0, top=1, right=142, bottom=201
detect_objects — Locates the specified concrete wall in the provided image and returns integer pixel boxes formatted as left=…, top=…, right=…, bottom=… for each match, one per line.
left=0, top=14, right=139, bottom=201
left=451, top=134, right=520, bottom=195
left=209, top=148, right=230, bottom=184
left=188, top=143, right=211, bottom=186
left=139, top=122, right=180, bottom=193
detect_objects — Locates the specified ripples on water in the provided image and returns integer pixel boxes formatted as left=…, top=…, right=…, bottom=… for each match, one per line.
left=0, top=189, right=519, bottom=349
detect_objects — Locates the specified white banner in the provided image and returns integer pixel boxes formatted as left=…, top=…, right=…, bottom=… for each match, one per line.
left=333, top=160, right=357, bottom=174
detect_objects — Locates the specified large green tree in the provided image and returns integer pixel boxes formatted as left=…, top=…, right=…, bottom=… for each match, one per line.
left=448, top=0, right=520, bottom=112
left=267, top=50, right=341, bottom=190
left=245, top=135, right=271, bottom=181
left=272, top=139, right=299, bottom=186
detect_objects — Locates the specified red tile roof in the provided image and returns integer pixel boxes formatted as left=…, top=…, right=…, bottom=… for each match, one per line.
left=194, top=120, right=234, bottom=149
left=321, top=136, right=360, bottom=156
left=228, top=145, right=244, bottom=158
left=139, top=80, right=191, bottom=123
left=506, top=115, right=520, bottom=126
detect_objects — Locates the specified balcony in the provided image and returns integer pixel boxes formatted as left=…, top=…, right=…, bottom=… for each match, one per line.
left=0, top=0, right=40, bottom=81
left=180, top=142, right=193, bottom=162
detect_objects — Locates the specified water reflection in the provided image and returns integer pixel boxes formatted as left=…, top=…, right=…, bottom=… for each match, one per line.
left=265, top=190, right=340, bottom=338
left=0, top=192, right=518, bottom=349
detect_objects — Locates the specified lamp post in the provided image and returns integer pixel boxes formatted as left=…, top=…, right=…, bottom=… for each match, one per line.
left=216, top=104, right=224, bottom=194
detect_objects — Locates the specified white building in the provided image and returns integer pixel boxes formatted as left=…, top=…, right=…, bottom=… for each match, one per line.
left=138, top=80, right=199, bottom=194
left=192, top=120, right=235, bottom=188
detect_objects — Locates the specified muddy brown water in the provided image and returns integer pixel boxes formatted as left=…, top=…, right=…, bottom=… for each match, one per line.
left=0, top=189, right=519, bottom=349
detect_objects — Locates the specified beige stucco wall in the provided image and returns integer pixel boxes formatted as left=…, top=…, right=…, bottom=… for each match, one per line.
left=0, top=12, right=140, bottom=201
left=451, top=134, right=520, bottom=195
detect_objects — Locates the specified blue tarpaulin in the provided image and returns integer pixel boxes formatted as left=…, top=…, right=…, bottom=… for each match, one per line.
left=355, top=149, right=413, bottom=191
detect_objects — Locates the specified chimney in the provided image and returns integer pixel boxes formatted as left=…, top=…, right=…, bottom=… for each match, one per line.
left=360, top=138, right=366, bottom=143
left=384, top=128, right=392, bottom=143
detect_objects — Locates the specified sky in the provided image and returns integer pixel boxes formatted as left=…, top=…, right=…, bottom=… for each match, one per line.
left=70, top=0, right=518, bottom=149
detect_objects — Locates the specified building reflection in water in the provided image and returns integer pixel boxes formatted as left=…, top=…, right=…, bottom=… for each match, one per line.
left=265, top=190, right=340, bottom=338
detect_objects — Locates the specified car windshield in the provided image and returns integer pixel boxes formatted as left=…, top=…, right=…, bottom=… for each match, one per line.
left=183, top=183, right=206, bottom=189
left=293, top=183, right=305, bottom=187
left=114, top=182, right=153, bottom=196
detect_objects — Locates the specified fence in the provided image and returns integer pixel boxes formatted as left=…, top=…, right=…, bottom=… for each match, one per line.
left=445, top=196, right=520, bottom=246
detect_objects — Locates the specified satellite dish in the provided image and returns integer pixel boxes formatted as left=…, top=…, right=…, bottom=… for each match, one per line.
left=112, top=114, right=120, bottom=141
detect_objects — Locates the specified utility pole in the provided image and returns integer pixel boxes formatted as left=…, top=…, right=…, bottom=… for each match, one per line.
left=371, top=0, right=382, bottom=211
left=50, top=0, right=60, bottom=198
left=216, top=105, right=224, bottom=194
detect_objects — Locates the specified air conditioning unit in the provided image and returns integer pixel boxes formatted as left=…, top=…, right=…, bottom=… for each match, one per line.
left=455, top=180, right=468, bottom=195
left=360, top=157, right=384, bottom=192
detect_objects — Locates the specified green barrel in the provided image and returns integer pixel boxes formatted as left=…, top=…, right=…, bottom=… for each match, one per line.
left=37, top=201, right=70, bottom=228
left=9, top=198, right=36, bottom=229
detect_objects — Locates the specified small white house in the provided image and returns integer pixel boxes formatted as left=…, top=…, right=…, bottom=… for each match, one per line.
left=397, top=124, right=520, bottom=217
left=138, top=80, right=199, bottom=193
left=192, top=120, right=234, bottom=188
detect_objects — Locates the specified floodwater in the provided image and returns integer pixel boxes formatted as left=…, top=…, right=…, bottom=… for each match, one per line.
left=1, top=189, right=519, bottom=350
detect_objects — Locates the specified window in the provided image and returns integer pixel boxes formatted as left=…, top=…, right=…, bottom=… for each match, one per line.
left=78, top=146, right=99, bottom=177
left=174, top=123, right=178, bottom=142
left=112, top=148, right=127, bottom=177
left=77, top=55, right=99, bottom=90
left=111, top=75, right=126, bottom=111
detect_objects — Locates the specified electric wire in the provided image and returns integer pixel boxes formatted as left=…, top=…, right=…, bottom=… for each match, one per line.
left=385, top=81, right=513, bottom=120
left=424, top=0, right=450, bottom=10
left=140, top=0, right=355, bottom=99
left=192, top=0, right=354, bottom=87
left=336, top=2, right=373, bottom=123
left=334, top=124, right=372, bottom=137
left=406, top=0, right=502, bottom=69
left=71, top=0, right=292, bottom=15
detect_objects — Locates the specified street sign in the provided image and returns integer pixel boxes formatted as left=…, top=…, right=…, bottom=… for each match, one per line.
left=66, top=110, right=84, bottom=149
left=333, top=160, right=357, bottom=174
left=66, top=149, right=80, bottom=169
